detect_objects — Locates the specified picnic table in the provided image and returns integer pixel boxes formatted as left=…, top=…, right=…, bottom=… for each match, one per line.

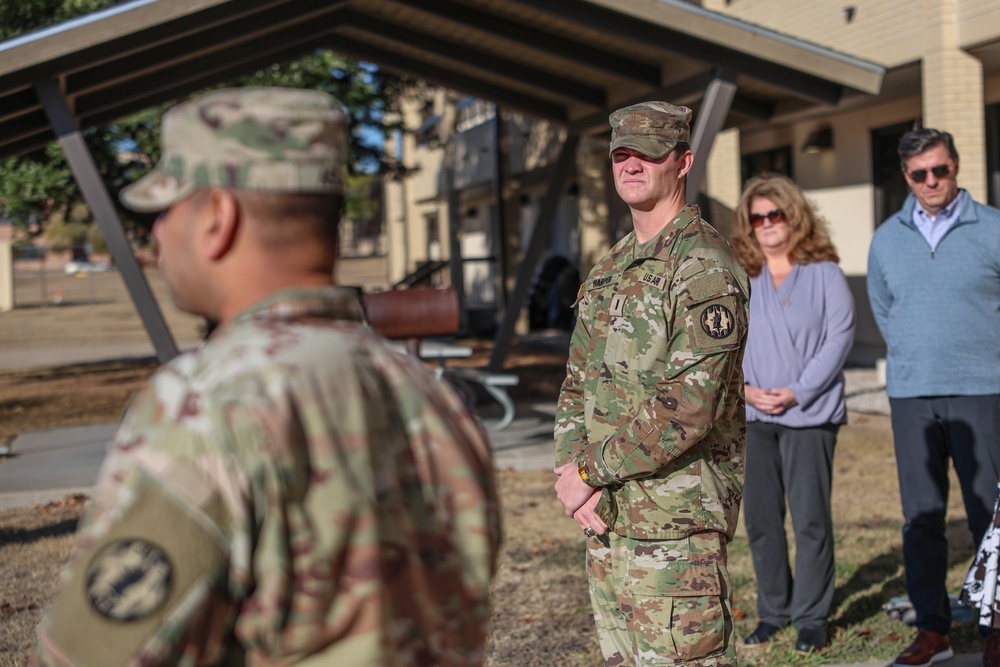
left=363, top=287, right=520, bottom=431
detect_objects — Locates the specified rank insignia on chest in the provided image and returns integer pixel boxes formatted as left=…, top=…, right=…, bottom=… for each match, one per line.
left=609, top=294, right=626, bottom=317
left=700, top=303, right=734, bottom=339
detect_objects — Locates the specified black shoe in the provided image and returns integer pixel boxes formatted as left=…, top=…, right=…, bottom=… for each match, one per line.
left=795, top=626, right=828, bottom=653
left=744, top=622, right=783, bottom=645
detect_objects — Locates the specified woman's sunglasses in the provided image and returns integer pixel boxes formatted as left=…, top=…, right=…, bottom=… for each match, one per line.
left=749, top=209, right=786, bottom=227
left=907, top=164, right=951, bottom=183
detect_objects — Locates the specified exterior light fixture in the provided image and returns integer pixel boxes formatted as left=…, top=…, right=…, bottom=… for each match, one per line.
left=803, top=127, right=834, bottom=154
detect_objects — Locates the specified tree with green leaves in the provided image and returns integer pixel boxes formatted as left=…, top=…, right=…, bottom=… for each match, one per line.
left=0, top=1, right=409, bottom=243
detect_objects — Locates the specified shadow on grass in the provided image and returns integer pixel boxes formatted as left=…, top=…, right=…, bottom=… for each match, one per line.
left=12, top=299, right=117, bottom=310
left=0, top=518, right=79, bottom=547
left=945, top=516, right=977, bottom=570
left=832, top=548, right=906, bottom=628
left=0, top=397, right=46, bottom=413
left=486, top=536, right=600, bottom=666
left=833, top=517, right=978, bottom=629
left=505, top=535, right=587, bottom=571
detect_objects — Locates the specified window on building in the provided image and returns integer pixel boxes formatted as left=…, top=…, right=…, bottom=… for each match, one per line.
left=339, top=217, right=386, bottom=258
left=426, top=213, right=440, bottom=246
left=455, top=98, right=496, bottom=133
left=741, top=145, right=792, bottom=184
left=986, top=104, right=1000, bottom=207
left=872, top=121, right=917, bottom=225
left=415, top=114, right=442, bottom=147
left=462, top=207, right=485, bottom=233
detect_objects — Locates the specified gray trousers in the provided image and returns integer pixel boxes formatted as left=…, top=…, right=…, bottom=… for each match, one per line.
left=743, top=421, right=838, bottom=631
left=889, top=395, right=1000, bottom=634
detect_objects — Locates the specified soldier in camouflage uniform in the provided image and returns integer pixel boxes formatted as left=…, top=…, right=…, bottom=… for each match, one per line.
left=30, top=88, right=501, bottom=667
left=553, top=102, right=750, bottom=666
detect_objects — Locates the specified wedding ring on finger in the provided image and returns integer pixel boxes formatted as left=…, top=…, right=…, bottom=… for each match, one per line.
left=583, top=527, right=597, bottom=539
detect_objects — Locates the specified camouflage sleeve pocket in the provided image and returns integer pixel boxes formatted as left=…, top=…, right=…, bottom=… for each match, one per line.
left=681, top=272, right=744, bottom=353
left=628, top=560, right=726, bottom=661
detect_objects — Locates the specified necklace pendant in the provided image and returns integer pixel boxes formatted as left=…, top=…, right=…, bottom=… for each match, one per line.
left=783, top=299, right=790, bottom=307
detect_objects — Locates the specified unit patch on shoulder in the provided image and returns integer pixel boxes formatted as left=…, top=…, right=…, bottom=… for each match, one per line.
left=85, top=539, right=173, bottom=622
left=700, top=303, right=735, bottom=340
left=43, top=470, right=228, bottom=667
left=681, top=268, right=744, bottom=352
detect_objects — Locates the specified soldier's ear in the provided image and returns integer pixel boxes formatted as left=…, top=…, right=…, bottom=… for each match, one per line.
left=200, top=188, right=239, bottom=262
left=675, top=149, right=694, bottom=180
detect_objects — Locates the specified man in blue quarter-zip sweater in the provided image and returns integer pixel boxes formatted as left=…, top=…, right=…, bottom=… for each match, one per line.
left=868, top=127, right=1000, bottom=667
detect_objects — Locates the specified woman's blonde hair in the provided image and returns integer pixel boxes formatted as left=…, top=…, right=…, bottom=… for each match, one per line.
left=731, top=173, right=839, bottom=277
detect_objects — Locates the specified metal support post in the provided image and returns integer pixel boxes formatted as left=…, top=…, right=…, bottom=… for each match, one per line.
left=36, top=79, right=179, bottom=363
left=487, top=133, right=579, bottom=372
left=444, top=166, right=467, bottom=335
left=686, top=69, right=738, bottom=203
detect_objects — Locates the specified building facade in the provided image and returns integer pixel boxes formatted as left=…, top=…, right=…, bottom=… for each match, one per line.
left=382, top=88, right=591, bottom=333
left=376, top=0, right=1000, bottom=356
left=703, top=0, right=1000, bottom=359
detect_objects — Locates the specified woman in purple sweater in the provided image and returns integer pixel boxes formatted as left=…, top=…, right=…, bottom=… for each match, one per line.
left=731, top=174, right=855, bottom=654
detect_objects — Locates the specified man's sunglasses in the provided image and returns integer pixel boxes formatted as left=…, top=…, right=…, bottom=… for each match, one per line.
left=749, top=209, right=786, bottom=227
left=907, top=164, right=951, bottom=183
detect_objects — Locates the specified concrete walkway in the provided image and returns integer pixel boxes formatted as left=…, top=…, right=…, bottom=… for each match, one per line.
left=825, top=658, right=981, bottom=667
left=0, top=401, right=559, bottom=509
left=0, top=423, right=112, bottom=510
left=0, top=341, right=201, bottom=371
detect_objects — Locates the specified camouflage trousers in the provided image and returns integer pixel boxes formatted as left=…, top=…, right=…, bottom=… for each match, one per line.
left=586, top=530, right=737, bottom=667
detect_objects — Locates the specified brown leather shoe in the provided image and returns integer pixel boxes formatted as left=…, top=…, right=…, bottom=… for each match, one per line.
left=892, top=629, right=953, bottom=667
left=984, top=632, right=1000, bottom=667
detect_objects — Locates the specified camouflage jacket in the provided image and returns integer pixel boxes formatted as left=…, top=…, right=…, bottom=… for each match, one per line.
left=554, top=205, right=750, bottom=540
left=33, top=286, right=501, bottom=667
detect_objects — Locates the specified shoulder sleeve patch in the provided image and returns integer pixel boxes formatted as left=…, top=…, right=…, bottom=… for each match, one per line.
left=698, top=303, right=737, bottom=341
left=680, top=270, right=747, bottom=353
left=44, top=474, right=228, bottom=667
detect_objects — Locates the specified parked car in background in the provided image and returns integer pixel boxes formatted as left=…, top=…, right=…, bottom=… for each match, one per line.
left=64, top=260, right=112, bottom=276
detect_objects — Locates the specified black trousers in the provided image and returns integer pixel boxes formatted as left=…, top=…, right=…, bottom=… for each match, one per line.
left=743, top=421, right=839, bottom=631
left=889, top=395, right=1000, bottom=634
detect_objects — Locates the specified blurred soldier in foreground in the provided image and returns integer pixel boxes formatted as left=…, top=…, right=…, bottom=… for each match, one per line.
left=553, top=102, right=750, bottom=666
left=31, top=87, right=501, bottom=666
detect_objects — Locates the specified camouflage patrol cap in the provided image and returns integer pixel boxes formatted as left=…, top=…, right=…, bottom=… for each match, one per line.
left=120, top=87, right=349, bottom=212
left=608, top=101, right=692, bottom=159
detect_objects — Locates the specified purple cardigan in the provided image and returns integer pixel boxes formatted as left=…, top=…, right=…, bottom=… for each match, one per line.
left=744, top=260, right=855, bottom=427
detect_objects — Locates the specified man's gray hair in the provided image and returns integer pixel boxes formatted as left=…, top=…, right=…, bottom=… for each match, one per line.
left=898, top=128, right=959, bottom=171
